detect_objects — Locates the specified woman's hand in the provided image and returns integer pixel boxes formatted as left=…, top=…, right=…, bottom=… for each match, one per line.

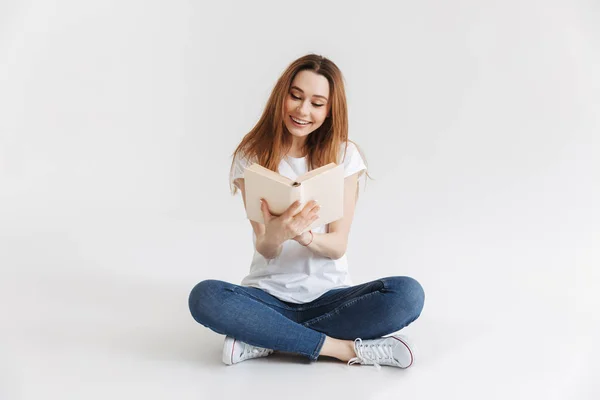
left=292, top=230, right=313, bottom=246
left=260, top=199, right=320, bottom=245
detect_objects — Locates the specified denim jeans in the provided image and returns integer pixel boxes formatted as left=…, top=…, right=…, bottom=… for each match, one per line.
left=188, top=276, right=425, bottom=361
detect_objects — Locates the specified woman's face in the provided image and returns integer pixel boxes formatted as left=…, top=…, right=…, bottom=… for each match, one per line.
left=283, top=70, right=330, bottom=140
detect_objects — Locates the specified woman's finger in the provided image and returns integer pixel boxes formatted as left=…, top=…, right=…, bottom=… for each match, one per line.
left=282, top=201, right=302, bottom=219
left=297, top=200, right=318, bottom=219
left=302, top=214, right=319, bottom=231
left=303, top=207, right=320, bottom=226
left=305, top=202, right=320, bottom=220
left=260, top=199, right=272, bottom=223
left=310, top=202, right=320, bottom=214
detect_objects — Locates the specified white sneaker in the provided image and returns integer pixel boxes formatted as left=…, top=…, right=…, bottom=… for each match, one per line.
left=222, top=336, right=274, bottom=365
left=347, top=335, right=415, bottom=370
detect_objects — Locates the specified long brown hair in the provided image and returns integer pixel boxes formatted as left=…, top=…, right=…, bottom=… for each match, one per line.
left=229, top=53, right=372, bottom=195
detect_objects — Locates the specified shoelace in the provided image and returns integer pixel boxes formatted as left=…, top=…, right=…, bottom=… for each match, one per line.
left=240, top=344, right=272, bottom=360
left=347, top=338, right=400, bottom=370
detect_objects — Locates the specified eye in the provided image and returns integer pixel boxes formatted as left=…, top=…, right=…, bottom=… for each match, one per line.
left=291, top=93, right=324, bottom=107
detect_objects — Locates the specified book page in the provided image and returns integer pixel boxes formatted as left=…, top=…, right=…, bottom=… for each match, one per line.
left=294, top=162, right=337, bottom=184
left=299, top=163, right=344, bottom=232
left=246, top=163, right=293, bottom=186
left=244, top=165, right=302, bottom=224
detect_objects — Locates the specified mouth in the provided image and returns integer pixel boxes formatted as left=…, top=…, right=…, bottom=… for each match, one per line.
left=290, top=115, right=312, bottom=126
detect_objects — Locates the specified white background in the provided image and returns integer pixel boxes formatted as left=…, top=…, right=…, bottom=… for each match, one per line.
left=1, top=0, right=598, bottom=399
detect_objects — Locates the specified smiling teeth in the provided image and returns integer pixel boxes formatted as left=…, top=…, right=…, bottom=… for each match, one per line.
left=291, top=116, right=310, bottom=125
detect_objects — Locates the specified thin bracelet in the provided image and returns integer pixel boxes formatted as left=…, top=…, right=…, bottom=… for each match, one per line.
left=303, top=230, right=314, bottom=246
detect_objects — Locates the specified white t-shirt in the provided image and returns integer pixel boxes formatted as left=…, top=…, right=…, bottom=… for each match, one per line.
left=231, top=141, right=368, bottom=304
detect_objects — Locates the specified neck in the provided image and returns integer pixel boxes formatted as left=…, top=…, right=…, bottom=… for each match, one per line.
left=288, top=136, right=308, bottom=158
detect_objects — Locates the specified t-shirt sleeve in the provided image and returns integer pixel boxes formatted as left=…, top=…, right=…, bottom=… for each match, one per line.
left=229, top=151, right=253, bottom=195
left=341, top=142, right=367, bottom=178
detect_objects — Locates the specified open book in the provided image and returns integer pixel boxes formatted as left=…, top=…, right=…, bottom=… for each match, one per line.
left=243, top=162, right=344, bottom=232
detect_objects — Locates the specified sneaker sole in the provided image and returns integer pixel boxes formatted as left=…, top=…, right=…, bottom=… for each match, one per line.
left=390, top=335, right=415, bottom=368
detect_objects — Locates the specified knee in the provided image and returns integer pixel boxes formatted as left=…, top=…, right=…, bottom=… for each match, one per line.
left=188, top=279, right=229, bottom=324
left=383, top=276, right=425, bottom=320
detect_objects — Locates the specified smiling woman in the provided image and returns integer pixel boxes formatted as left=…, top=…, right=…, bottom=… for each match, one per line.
left=188, top=54, right=425, bottom=370
left=226, top=54, right=359, bottom=174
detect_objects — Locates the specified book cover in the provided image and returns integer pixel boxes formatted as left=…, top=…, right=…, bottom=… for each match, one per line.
left=243, top=162, right=344, bottom=232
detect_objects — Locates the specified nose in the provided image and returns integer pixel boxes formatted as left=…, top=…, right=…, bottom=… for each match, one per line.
left=296, top=100, right=310, bottom=117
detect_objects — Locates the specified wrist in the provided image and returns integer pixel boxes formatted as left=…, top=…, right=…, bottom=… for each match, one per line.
left=257, top=233, right=284, bottom=259
left=260, top=232, right=284, bottom=248
left=298, top=230, right=313, bottom=246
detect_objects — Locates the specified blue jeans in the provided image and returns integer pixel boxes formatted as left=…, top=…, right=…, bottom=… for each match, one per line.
left=188, top=276, right=425, bottom=361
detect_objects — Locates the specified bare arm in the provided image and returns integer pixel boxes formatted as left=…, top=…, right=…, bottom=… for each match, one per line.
left=293, top=172, right=361, bottom=259
left=235, top=178, right=283, bottom=259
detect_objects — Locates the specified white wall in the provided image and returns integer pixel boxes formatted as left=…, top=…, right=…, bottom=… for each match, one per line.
left=0, top=0, right=598, bottom=396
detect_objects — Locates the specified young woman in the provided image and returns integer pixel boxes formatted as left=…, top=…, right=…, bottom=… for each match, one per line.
left=188, top=54, right=425, bottom=369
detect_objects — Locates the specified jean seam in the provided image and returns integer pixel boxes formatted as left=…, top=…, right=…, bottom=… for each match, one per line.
left=294, top=290, right=354, bottom=311
left=301, top=291, right=380, bottom=327
left=310, top=333, right=326, bottom=361
left=296, top=280, right=386, bottom=311
left=295, top=297, right=348, bottom=311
